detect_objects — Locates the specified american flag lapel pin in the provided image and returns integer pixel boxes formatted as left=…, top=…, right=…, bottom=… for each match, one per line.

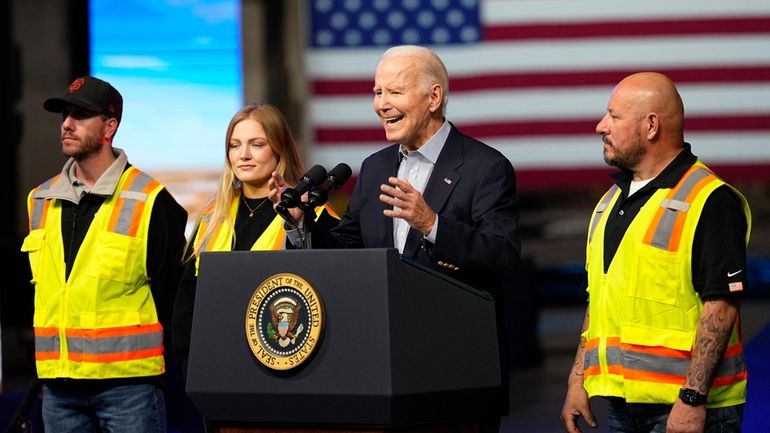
left=444, top=177, right=452, bottom=185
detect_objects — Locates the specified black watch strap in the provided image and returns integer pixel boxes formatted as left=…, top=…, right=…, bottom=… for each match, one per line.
left=679, top=388, right=707, bottom=406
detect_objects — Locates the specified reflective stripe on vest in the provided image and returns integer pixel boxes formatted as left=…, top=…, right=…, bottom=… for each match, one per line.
left=108, top=169, right=160, bottom=236
left=28, top=175, right=62, bottom=230
left=643, top=165, right=716, bottom=251
left=34, top=327, right=61, bottom=361
left=589, top=184, right=619, bottom=244
left=66, top=323, right=163, bottom=363
left=583, top=337, right=747, bottom=387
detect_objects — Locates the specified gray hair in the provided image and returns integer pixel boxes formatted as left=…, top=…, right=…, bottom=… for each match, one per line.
left=381, top=45, right=449, bottom=114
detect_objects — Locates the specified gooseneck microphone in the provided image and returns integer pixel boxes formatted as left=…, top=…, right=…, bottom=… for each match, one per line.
left=276, top=165, right=327, bottom=212
left=306, top=163, right=352, bottom=208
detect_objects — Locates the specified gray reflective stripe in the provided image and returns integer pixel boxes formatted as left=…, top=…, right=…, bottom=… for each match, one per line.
left=623, top=351, right=689, bottom=377
left=584, top=347, right=599, bottom=369
left=35, top=335, right=60, bottom=353
left=583, top=345, right=622, bottom=368
left=623, top=349, right=744, bottom=378
left=589, top=185, right=619, bottom=242
left=67, top=331, right=163, bottom=355
left=648, top=167, right=713, bottom=250
left=30, top=198, right=47, bottom=230
left=111, top=171, right=155, bottom=235
left=606, top=345, right=622, bottom=365
left=586, top=344, right=745, bottom=378
left=716, top=352, right=746, bottom=378
left=660, top=199, right=690, bottom=212
left=30, top=177, right=59, bottom=229
left=121, top=190, right=149, bottom=201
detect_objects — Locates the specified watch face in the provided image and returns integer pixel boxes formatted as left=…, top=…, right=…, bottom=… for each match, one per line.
left=679, top=388, right=707, bottom=406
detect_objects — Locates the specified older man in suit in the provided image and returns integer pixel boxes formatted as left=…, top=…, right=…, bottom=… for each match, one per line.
left=272, top=44, right=521, bottom=432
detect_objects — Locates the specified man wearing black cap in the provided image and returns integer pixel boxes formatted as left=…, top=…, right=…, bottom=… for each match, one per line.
left=20, top=76, right=187, bottom=433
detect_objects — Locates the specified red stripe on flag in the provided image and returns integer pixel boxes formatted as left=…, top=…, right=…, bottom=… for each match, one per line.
left=312, top=65, right=770, bottom=96
left=315, top=114, right=770, bottom=143
left=484, top=16, right=770, bottom=41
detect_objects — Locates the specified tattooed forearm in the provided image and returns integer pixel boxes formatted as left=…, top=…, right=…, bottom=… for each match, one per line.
left=685, top=298, right=739, bottom=393
left=569, top=308, right=590, bottom=384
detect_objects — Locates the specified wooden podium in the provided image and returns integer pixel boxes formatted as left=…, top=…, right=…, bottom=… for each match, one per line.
left=187, top=249, right=501, bottom=432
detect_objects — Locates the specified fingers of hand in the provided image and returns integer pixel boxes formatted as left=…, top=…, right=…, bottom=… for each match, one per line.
left=387, top=176, right=413, bottom=192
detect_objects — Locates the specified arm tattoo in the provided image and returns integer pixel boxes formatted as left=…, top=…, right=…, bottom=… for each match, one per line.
left=570, top=309, right=590, bottom=383
left=685, top=299, right=738, bottom=393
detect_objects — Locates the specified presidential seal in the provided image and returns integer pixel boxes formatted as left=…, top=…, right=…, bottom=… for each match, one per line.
left=245, top=273, right=324, bottom=370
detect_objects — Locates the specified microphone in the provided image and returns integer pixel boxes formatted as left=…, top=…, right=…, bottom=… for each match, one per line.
left=276, top=165, right=327, bottom=212
left=307, top=162, right=353, bottom=207
left=306, top=163, right=352, bottom=208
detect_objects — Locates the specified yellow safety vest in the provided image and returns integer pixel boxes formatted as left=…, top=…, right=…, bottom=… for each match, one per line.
left=583, top=162, right=751, bottom=407
left=194, top=197, right=336, bottom=275
left=21, top=167, right=166, bottom=379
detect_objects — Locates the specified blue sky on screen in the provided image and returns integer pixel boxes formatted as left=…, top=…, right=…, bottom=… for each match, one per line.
left=90, top=0, right=242, bottom=171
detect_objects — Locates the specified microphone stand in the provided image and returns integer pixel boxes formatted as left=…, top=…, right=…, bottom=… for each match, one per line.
left=276, top=202, right=315, bottom=249
left=300, top=203, right=316, bottom=249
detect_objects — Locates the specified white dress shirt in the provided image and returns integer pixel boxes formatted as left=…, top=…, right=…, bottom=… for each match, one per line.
left=392, top=120, right=450, bottom=253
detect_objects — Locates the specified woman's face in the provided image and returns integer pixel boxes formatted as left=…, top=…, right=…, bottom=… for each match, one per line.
left=228, top=118, right=278, bottom=197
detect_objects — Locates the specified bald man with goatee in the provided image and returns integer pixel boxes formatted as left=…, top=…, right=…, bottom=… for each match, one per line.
left=561, top=73, right=751, bottom=433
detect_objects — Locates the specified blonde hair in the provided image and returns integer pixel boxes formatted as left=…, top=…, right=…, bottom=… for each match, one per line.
left=187, top=103, right=304, bottom=260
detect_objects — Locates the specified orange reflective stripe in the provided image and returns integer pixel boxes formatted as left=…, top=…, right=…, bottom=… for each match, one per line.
left=35, top=352, right=60, bottom=361
left=68, top=347, right=164, bottom=363
left=35, top=327, right=59, bottom=337
left=585, top=365, right=602, bottom=376
left=108, top=169, right=141, bottom=232
left=108, top=196, right=126, bottom=232
left=270, top=232, right=284, bottom=250
left=623, top=368, right=684, bottom=385
left=724, top=341, right=744, bottom=358
left=621, top=342, right=690, bottom=359
left=643, top=207, right=666, bottom=246
left=668, top=174, right=715, bottom=251
left=585, top=337, right=620, bottom=350
left=66, top=323, right=162, bottom=339
left=712, top=371, right=748, bottom=387
left=125, top=177, right=160, bottom=237
left=127, top=199, right=147, bottom=237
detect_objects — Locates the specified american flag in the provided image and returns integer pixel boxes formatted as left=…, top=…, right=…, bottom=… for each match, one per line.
left=304, top=0, right=770, bottom=190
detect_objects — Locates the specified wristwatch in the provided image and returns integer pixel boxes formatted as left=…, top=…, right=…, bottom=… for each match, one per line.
left=678, top=388, right=707, bottom=406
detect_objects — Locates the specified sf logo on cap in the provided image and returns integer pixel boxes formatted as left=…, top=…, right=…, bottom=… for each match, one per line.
left=68, top=78, right=86, bottom=93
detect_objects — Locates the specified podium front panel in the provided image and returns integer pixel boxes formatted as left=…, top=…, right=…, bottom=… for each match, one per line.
left=187, top=248, right=500, bottom=427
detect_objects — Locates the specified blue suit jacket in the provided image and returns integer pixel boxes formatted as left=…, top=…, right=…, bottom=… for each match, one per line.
left=321, top=123, right=521, bottom=293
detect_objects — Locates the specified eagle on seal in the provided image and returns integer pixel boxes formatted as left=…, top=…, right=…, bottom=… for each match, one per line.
left=270, top=298, right=303, bottom=347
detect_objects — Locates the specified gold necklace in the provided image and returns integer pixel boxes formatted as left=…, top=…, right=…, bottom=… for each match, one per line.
left=242, top=195, right=268, bottom=217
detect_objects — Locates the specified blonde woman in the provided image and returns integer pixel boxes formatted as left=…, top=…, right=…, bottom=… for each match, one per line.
left=172, top=103, right=337, bottom=372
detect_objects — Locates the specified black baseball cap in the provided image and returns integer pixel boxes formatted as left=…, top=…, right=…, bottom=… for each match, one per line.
left=44, top=76, right=123, bottom=122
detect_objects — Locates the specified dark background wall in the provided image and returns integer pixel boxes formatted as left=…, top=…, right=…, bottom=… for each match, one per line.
left=2, top=0, right=79, bottom=389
